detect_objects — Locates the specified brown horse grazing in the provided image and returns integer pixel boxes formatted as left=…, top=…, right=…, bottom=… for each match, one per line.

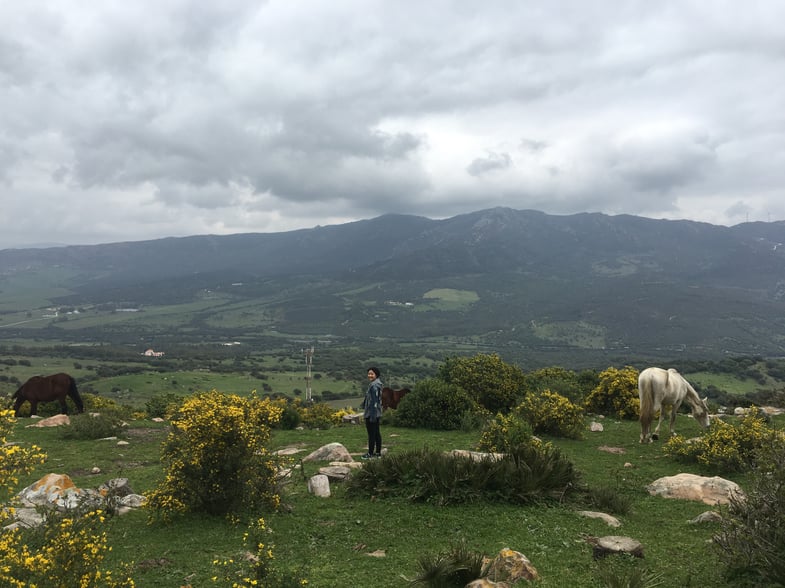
left=381, top=387, right=410, bottom=410
left=12, top=373, right=85, bottom=416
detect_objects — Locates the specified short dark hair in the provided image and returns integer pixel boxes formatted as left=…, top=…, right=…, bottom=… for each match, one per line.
left=367, top=367, right=381, bottom=379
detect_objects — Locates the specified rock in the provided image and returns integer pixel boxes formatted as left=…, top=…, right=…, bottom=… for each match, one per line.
left=483, top=547, right=538, bottom=583
left=17, top=473, right=85, bottom=509
left=302, top=442, right=354, bottom=463
left=586, top=535, right=644, bottom=559
left=342, top=412, right=363, bottom=424
left=647, top=473, right=744, bottom=505
left=307, top=474, right=330, bottom=497
left=318, top=465, right=353, bottom=482
left=589, top=422, right=604, bottom=432
left=598, top=446, right=625, bottom=454
left=688, top=511, right=723, bottom=524
left=366, top=549, right=386, bottom=557
left=91, top=467, right=101, bottom=474
left=98, top=478, right=134, bottom=497
left=274, top=446, right=304, bottom=456
left=25, top=414, right=70, bottom=428
left=466, top=580, right=509, bottom=588
left=578, top=511, right=621, bottom=528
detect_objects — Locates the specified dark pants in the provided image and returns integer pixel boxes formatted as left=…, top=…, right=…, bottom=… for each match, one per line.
left=365, top=418, right=381, bottom=455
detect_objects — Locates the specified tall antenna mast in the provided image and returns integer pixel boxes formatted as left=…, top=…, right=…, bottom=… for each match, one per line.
left=303, top=345, right=315, bottom=403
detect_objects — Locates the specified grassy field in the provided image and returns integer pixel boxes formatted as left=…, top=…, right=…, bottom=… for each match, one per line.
left=6, top=411, right=765, bottom=588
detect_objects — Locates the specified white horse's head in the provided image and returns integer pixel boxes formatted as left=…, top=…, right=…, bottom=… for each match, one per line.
left=693, top=396, right=711, bottom=428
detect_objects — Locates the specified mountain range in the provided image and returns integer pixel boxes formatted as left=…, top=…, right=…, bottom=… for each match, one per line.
left=2, top=207, right=785, bottom=367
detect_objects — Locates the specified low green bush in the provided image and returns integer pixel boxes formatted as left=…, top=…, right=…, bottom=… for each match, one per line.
left=144, top=393, right=185, bottom=419
left=57, top=413, right=122, bottom=440
left=406, top=539, right=487, bottom=587
left=347, top=443, right=578, bottom=506
left=714, top=436, right=785, bottom=586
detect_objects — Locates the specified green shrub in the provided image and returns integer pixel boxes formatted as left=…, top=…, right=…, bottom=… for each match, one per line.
left=477, top=412, right=534, bottom=453
left=407, top=539, right=487, bottom=587
left=145, top=390, right=284, bottom=520
left=57, top=413, right=122, bottom=440
left=714, top=435, right=785, bottom=586
left=438, top=353, right=526, bottom=413
left=515, top=389, right=585, bottom=439
left=395, top=378, right=479, bottom=430
left=664, top=408, right=776, bottom=473
left=144, top=393, right=185, bottom=419
left=587, top=485, right=633, bottom=516
left=584, top=366, right=640, bottom=420
left=347, top=444, right=578, bottom=506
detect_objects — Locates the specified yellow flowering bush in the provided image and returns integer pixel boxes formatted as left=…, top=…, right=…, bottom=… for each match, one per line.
left=146, top=390, right=284, bottom=520
left=584, top=366, right=640, bottom=420
left=212, top=517, right=308, bottom=587
left=664, top=408, right=778, bottom=473
left=0, top=409, right=46, bottom=502
left=298, top=402, right=338, bottom=429
left=0, top=410, right=134, bottom=587
left=477, top=413, right=534, bottom=453
left=515, top=390, right=585, bottom=439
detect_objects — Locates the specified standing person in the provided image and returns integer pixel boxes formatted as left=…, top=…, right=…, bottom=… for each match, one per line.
left=361, top=367, right=383, bottom=459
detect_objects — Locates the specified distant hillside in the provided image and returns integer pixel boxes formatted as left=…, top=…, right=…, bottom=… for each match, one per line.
left=2, top=208, right=785, bottom=366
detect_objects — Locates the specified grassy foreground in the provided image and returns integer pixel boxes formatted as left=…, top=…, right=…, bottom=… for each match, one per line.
left=9, top=414, right=759, bottom=587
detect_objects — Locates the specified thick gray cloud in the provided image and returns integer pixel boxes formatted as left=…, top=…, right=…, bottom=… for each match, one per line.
left=2, top=0, right=784, bottom=247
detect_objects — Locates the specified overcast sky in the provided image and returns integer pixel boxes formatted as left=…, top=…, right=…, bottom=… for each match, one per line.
left=2, top=1, right=784, bottom=248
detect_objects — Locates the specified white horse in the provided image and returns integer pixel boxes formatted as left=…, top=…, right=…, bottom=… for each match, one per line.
left=638, top=367, right=710, bottom=443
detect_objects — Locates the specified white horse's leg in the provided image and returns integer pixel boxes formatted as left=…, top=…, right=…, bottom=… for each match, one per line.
left=668, top=401, right=682, bottom=437
left=651, top=402, right=664, bottom=440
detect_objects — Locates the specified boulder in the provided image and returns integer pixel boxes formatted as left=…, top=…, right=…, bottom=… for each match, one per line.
left=589, top=421, right=604, bottom=432
left=586, top=535, right=644, bottom=559
left=688, top=511, right=723, bottom=524
left=578, top=511, right=621, bottom=528
left=318, top=465, right=353, bottom=482
left=483, top=547, right=538, bottom=583
left=25, top=414, right=70, bottom=428
left=307, top=474, right=331, bottom=497
left=647, top=473, right=744, bottom=505
left=302, top=442, right=353, bottom=463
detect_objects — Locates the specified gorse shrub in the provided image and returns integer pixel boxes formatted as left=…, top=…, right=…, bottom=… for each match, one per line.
left=714, top=436, right=785, bottom=586
left=394, top=378, right=479, bottom=430
left=477, top=412, right=534, bottom=453
left=0, top=507, right=135, bottom=588
left=515, top=389, right=585, bottom=439
left=438, top=353, right=526, bottom=413
left=0, top=410, right=134, bottom=587
left=298, top=401, right=337, bottom=429
left=212, top=517, right=308, bottom=587
left=146, top=390, right=284, bottom=520
left=664, top=408, right=776, bottom=473
left=347, top=444, right=578, bottom=506
left=584, top=366, right=640, bottom=420
left=0, top=409, right=46, bottom=502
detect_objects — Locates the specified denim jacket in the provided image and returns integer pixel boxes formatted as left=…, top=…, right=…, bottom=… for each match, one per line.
left=361, top=378, right=383, bottom=421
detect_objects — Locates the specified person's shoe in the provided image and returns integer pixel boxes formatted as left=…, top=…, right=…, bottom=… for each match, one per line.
left=360, top=453, right=373, bottom=460
left=373, top=453, right=382, bottom=458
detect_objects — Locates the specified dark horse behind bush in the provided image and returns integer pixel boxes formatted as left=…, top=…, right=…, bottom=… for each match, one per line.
left=12, top=373, right=85, bottom=416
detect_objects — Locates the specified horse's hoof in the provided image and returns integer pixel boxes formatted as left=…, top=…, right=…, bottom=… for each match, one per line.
left=651, top=433, right=659, bottom=441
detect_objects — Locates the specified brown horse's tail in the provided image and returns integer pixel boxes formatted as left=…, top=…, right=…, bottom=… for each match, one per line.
left=67, top=376, right=85, bottom=413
